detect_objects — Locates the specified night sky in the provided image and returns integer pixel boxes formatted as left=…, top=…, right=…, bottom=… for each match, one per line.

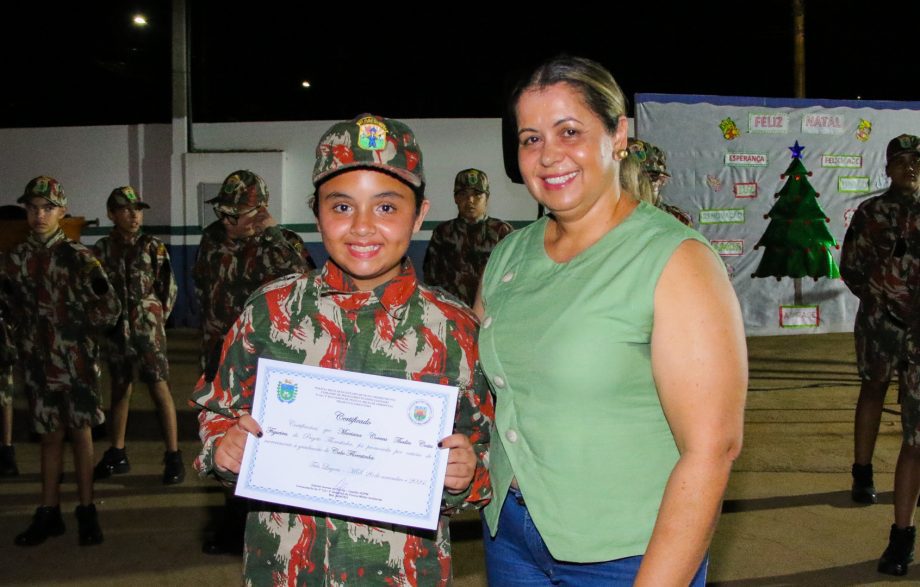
left=2, top=1, right=918, bottom=128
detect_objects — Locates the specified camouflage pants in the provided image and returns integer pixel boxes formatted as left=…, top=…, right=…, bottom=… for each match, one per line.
left=854, top=303, right=907, bottom=382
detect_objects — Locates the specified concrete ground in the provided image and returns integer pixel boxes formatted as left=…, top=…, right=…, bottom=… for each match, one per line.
left=0, top=330, right=916, bottom=586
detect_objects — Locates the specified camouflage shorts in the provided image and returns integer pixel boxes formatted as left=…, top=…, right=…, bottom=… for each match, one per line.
left=0, top=365, right=11, bottom=407
left=854, top=303, right=907, bottom=382
left=108, top=344, right=170, bottom=387
left=21, top=363, right=105, bottom=435
left=901, top=364, right=920, bottom=446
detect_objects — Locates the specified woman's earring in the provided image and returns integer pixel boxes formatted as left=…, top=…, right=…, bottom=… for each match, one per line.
left=615, top=149, right=629, bottom=161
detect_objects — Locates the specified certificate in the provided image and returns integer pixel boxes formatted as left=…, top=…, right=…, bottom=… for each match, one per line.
left=235, top=358, right=459, bottom=530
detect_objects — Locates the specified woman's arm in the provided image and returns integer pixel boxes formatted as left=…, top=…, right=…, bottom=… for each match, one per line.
left=635, top=239, right=747, bottom=586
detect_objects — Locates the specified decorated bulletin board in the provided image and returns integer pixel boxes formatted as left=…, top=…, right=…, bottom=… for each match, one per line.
left=636, top=94, right=920, bottom=336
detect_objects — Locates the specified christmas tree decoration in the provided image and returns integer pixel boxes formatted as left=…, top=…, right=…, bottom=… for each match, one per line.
left=752, top=141, right=841, bottom=280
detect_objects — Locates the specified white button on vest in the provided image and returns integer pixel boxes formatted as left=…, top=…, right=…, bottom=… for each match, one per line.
left=493, top=375, right=505, bottom=388
left=501, top=272, right=514, bottom=283
left=505, top=429, right=518, bottom=443
left=482, top=316, right=492, bottom=328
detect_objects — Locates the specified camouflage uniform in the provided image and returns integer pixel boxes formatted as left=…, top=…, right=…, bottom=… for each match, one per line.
left=192, top=260, right=493, bottom=586
left=423, top=217, right=513, bottom=306
left=94, top=230, right=177, bottom=385
left=842, top=133, right=920, bottom=445
left=0, top=257, right=15, bottom=407
left=424, top=169, right=513, bottom=307
left=4, top=228, right=121, bottom=433
left=841, top=190, right=915, bottom=383
left=194, top=221, right=313, bottom=381
left=628, top=138, right=693, bottom=226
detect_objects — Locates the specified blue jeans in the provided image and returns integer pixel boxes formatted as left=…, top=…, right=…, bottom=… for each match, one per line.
left=482, top=488, right=708, bottom=586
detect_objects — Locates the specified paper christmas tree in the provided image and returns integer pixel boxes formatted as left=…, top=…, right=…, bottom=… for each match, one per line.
left=752, top=141, right=840, bottom=280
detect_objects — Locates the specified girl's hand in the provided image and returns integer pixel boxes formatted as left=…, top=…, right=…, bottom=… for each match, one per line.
left=214, top=415, right=262, bottom=474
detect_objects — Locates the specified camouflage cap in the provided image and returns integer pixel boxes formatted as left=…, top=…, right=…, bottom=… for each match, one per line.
left=454, top=168, right=489, bottom=195
left=313, top=114, right=424, bottom=189
left=107, top=186, right=151, bottom=210
left=886, top=134, right=920, bottom=163
left=206, top=170, right=269, bottom=207
left=627, top=138, right=670, bottom=177
left=18, top=175, right=66, bottom=206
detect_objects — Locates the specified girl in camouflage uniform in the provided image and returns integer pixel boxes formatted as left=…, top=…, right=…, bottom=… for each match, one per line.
left=193, top=115, right=493, bottom=586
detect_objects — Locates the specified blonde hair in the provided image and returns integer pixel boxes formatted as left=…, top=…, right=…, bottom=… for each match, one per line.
left=619, top=152, right=654, bottom=204
left=510, top=55, right=627, bottom=134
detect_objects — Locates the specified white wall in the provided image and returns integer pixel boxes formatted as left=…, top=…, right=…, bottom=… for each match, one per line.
left=1, top=119, right=546, bottom=244
left=0, top=125, right=173, bottom=229
left=192, top=119, right=539, bottom=240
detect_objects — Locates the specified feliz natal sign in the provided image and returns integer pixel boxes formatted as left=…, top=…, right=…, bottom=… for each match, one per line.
left=801, top=113, right=846, bottom=135
left=748, top=113, right=790, bottom=134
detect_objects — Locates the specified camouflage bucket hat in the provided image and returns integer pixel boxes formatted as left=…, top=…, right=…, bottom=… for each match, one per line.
left=454, top=168, right=489, bottom=195
left=18, top=175, right=66, bottom=206
left=886, top=134, right=920, bottom=163
left=107, top=186, right=150, bottom=210
left=312, top=114, right=424, bottom=189
left=627, top=138, right=670, bottom=177
left=206, top=170, right=269, bottom=207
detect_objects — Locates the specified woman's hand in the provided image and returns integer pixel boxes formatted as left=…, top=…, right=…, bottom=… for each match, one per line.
left=214, top=415, right=263, bottom=474
left=440, top=433, right=476, bottom=494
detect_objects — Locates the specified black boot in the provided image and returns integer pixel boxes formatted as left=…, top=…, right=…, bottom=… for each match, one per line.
left=93, top=447, right=130, bottom=480
left=879, top=524, right=916, bottom=576
left=0, top=444, right=18, bottom=477
left=163, top=450, right=186, bottom=485
left=852, top=463, right=877, bottom=504
left=75, top=503, right=103, bottom=546
left=14, top=506, right=65, bottom=546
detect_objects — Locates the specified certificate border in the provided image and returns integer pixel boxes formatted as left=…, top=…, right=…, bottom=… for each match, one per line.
left=243, top=360, right=454, bottom=527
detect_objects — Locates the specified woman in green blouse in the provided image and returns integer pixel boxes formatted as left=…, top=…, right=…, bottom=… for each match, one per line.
left=476, top=55, right=748, bottom=586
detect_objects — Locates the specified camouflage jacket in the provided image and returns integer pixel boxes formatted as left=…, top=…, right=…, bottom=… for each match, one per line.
left=3, top=228, right=121, bottom=391
left=94, top=230, right=177, bottom=356
left=841, top=190, right=920, bottom=317
left=423, top=216, right=513, bottom=306
left=193, top=221, right=314, bottom=379
left=192, top=259, right=493, bottom=586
